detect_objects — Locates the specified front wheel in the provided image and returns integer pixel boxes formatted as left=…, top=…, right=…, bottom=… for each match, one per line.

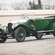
left=0, top=38, right=7, bottom=43
left=15, top=27, right=26, bottom=42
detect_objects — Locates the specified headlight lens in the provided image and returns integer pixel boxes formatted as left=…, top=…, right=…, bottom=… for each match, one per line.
left=12, top=22, right=20, bottom=29
left=0, top=31, right=2, bottom=34
left=3, top=25, right=6, bottom=30
left=0, top=30, right=3, bottom=35
left=12, top=25, right=14, bottom=29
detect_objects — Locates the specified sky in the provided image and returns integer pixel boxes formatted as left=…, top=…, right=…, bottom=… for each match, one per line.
left=0, top=0, right=55, bottom=5
left=0, top=0, right=38, bottom=4
left=0, top=0, right=32, bottom=4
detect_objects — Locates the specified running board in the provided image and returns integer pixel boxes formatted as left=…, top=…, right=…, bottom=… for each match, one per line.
left=37, top=30, right=54, bottom=33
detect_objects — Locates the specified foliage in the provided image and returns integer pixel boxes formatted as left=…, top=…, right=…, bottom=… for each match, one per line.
left=29, top=0, right=42, bottom=10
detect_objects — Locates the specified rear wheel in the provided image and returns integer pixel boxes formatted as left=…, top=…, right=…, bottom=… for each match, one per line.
left=15, top=27, right=26, bottom=42
left=53, top=26, right=55, bottom=37
left=0, top=38, right=6, bottom=43
left=26, top=19, right=36, bottom=30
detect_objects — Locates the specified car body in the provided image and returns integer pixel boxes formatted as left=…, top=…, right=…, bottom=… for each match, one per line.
left=0, top=16, right=55, bottom=43
left=35, top=18, right=55, bottom=31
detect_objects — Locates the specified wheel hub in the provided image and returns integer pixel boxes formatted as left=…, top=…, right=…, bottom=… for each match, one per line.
left=21, top=33, right=23, bottom=36
left=32, top=25, right=33, bottom=27
left=28, top=20, right=35, bottom=30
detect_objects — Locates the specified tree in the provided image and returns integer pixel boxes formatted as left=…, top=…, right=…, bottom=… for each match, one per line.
left=11, top=2, right=30, bottom=10
left=11, top=2, right=21, bottom=10
left=29, top=0, right=42, bottom=10
left=38, top=0, right=42, bottom=9
left=29, top=2, right=32, bottom=5
left=0, top=3, right=8, bottom=10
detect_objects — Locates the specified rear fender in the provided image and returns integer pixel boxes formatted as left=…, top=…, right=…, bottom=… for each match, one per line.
left=50, top=22, right=55, bottom=30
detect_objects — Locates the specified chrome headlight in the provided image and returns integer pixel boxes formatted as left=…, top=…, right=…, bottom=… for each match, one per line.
left=12, top=23, right=15, bottom=29
left=0, top=30, right=2, bottom=34
left=12, top=25, right=14, bottom=29
left=0, top=29, right=3, bottom=35
left=3, top=25, right=6, bottom=30
left=12, top=22, right=20, bottom=29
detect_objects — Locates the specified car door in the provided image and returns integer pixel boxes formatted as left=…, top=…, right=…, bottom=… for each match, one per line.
left=44, top=19, right=52, bottom=30
left=35, top=19, right=45, bottom=31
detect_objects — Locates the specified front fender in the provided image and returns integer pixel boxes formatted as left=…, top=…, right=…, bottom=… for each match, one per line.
left=0, top=26, right=5, bottom=33
left=14, top=24, right=37, bottom=34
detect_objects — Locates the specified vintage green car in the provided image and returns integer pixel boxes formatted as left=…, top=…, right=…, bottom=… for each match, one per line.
left=0, top=16, right=55, bottom=43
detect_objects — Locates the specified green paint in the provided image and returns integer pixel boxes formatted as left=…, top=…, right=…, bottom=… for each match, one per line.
left=0, top=26, right=5, bottom=33
left=14, top=24, right=36, bottom=34
left=28, top=21, right=35, bottom=30
left=35, top=18, right=55, bottom=31
left=18, top=29, right=25, bottom=40
left=13, top=18, right=55, bottom=34
left=0, top=18, right=55, bottom=35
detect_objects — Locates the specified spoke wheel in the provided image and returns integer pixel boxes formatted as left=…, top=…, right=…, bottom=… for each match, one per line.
left=26, top=19, right=36, bottom=30
left=15, top=27, right=26, bottom=42
left=0, top=38, right=6, bottom=43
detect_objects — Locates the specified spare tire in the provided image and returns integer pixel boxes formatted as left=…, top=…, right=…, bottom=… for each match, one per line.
left=26, top=19, right=36, bottom=30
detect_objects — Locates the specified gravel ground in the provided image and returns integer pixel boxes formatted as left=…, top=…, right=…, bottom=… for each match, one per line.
left=0, top=35, right=55, bottom=55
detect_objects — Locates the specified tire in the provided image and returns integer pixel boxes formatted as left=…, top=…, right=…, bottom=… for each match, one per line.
left=15, top=27, right=26, bottom=42
left=35, top=32, right=43, bottom=39
left=26, top=19, right=36, bottom=30
left=53, top=26, right=55, bottom=37
left=0, top=38, right=6, bottom=43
